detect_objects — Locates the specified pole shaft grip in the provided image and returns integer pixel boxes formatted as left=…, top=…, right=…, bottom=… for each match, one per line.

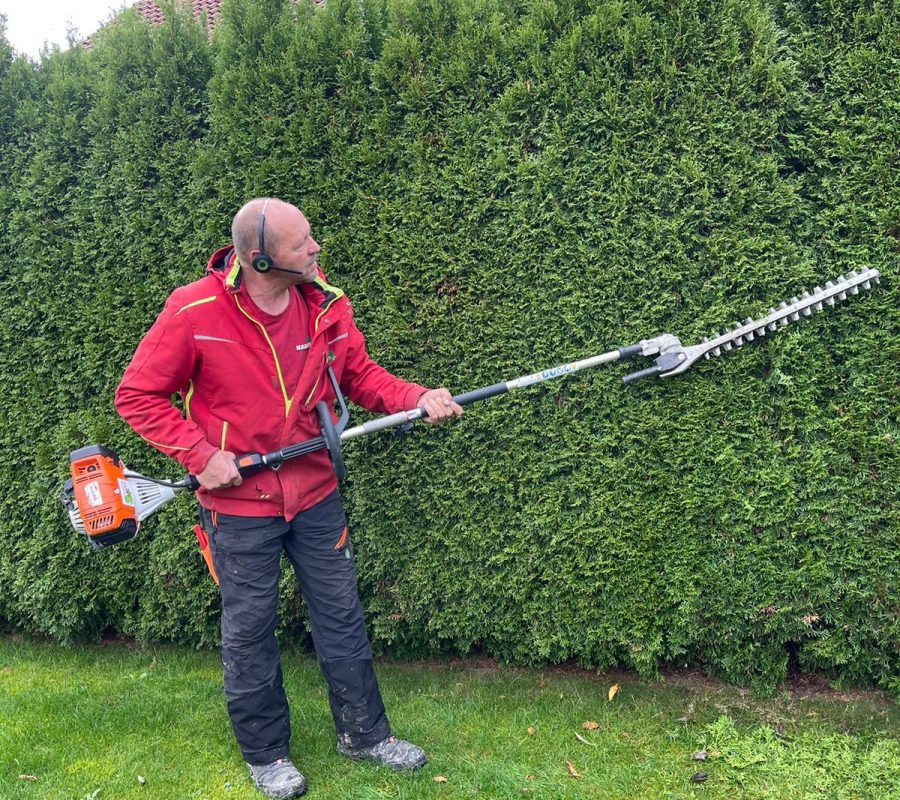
left=451, top=382, right=509, bottom=408
left=184, top=451, right=266, bottom=491
left=279, top=436, right=327, bottom=460
left=415, top=383, right=508, bottom=420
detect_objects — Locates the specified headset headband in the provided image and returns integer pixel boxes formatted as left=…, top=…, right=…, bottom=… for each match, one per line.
left=258, top=198, right=271, bottom=253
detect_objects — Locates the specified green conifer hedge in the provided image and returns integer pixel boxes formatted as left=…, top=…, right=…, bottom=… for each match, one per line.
left=0, top=0, right=896, bottom=694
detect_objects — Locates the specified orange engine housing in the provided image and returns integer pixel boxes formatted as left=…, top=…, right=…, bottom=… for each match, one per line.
left=68, top=445, right=139, bottom=547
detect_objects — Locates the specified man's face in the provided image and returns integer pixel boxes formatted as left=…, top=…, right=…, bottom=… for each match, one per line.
left=267, top=206, right=321, bottom=282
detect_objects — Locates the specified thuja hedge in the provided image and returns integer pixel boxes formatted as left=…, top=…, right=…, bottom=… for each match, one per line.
left=0, top=0, right=896, bottom=694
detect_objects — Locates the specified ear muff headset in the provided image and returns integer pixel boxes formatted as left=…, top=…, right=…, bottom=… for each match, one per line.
left=251, top=198, right=274, bottom=273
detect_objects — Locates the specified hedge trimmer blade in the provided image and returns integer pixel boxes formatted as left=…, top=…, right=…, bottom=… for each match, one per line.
left=620, top=268, right=881, bottom=383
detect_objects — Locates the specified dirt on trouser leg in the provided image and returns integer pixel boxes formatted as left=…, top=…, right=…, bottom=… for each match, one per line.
left=206, top=491, right=390, bottom=762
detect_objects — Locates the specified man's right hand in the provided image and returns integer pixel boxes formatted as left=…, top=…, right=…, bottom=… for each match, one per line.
left=196, top=450, right=242, bottom=491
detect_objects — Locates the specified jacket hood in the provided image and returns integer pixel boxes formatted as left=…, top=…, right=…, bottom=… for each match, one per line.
left=205, top=244, right=243, bottom=290
left=206, top=244, right=235, bottom=276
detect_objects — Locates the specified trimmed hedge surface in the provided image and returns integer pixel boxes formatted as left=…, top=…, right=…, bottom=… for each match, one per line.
left=0, top=0, right=896, bottom=694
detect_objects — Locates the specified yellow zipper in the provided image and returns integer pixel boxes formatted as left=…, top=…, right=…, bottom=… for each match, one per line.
left=304, top=374, right=320, bottom=406
left=233, top=295, right=292, bottom=417
left=184, top=380, right=195, bottom=421
left=314, top=308, right=327, bottom=333
left=220, top=420, right=228, bottom=450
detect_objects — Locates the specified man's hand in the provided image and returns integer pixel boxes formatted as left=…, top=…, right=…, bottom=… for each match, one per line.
left=197, top=450, right=242, bottom=490
left=418, top=388, right=463, bottom=425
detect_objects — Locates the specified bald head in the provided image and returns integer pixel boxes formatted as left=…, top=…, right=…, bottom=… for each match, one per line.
left=231, top=198, right=322, bottom=283
left=233, top=197, right=287, bottom=265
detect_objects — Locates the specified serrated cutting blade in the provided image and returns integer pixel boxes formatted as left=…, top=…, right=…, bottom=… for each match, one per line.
left=675, top=268, right=881, bottom=372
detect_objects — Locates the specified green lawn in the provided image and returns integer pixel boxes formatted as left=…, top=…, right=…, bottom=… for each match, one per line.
left=0, top=638, right=897, bottom=799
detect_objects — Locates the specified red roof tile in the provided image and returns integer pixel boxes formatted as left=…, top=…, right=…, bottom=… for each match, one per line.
left=84, top=0, right=319, bottom=49
left=134, top=0, right=224, bottom=32
left=83, top=0, right=224, bottom=47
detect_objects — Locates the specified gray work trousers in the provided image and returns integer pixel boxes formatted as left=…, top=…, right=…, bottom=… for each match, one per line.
left=203, top=490, right=390, bottom=765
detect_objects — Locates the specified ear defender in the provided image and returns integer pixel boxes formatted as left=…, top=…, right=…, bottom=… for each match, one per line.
left=251, top=198, right=274, bottom=273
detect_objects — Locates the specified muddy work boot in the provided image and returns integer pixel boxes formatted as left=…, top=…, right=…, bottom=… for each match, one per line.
left=246, top=757, right=307, bottom=798
left=337, top=735, right=427, bottom=770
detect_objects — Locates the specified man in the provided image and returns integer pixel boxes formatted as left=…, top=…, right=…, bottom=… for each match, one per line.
left=115, top=198, right=462, bottom=798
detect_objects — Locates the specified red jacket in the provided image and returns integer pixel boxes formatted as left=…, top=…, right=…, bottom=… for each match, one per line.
left=115, top=246, right=428, bottom=519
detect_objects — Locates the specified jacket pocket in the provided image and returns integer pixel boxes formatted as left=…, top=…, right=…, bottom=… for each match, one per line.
left=207, top=415, right=230, bottom=451
left=301, top=352, right=332, bottom=410
left=202, top=416, right=279, bottom=504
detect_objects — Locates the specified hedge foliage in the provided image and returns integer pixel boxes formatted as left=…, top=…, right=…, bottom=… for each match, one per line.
left=0, top=0, right=896, bottom=694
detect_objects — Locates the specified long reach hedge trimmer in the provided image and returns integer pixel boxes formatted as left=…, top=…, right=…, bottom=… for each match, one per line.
left=61, top=268, right=880, bottom=551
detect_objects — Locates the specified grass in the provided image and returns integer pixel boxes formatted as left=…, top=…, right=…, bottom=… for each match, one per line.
left=0, top=637, right=897, bottom=800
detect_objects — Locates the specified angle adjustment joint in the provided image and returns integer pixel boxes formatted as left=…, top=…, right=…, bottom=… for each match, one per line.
left=617, top=334, right=687, bottom=384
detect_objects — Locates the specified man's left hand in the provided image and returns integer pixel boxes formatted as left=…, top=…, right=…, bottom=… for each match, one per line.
left=418, top=388, right=463, bottom=425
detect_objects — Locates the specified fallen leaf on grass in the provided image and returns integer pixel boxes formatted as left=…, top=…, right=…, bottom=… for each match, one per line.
left=581, top=721, right=599, bottom=730
left=608, top=684, right=620, bottom=701
left=691, top=750, right=707, bottom=761
left=137, top=775, right=146, bottom=784
left=527, top=726, right=535, bottom=735
left=566, top=761, right=581, bottom=778
left=18, top=775, right=38, bottom=782
left=434, top=776, right=448, bottom=783
left=691, top=772, right=708, bottom=783
left=525, top=775, right=535, bottom=780
left=574, top=732, right=598, bottom=747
